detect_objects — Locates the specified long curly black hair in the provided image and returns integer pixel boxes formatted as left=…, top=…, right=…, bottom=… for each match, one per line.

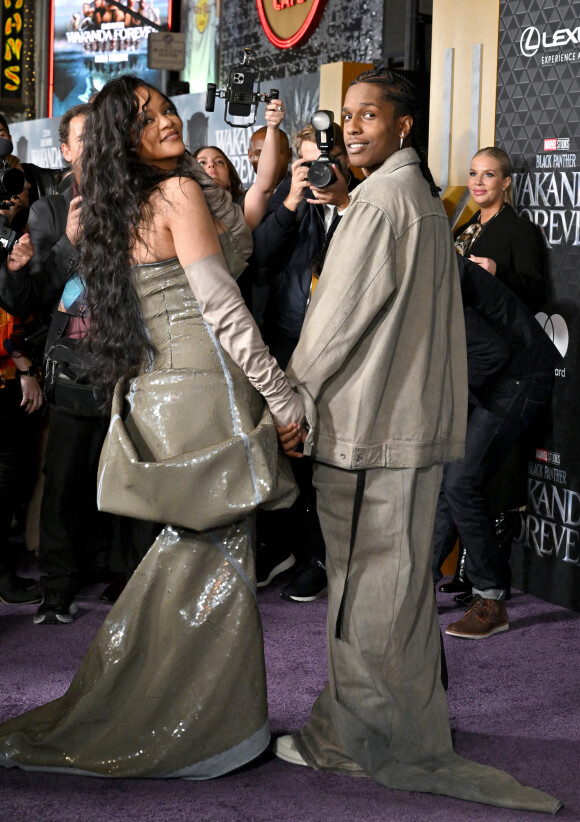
left=79, top=74, right=208, bottom=407
left=351, top=68, right=440, bottom=198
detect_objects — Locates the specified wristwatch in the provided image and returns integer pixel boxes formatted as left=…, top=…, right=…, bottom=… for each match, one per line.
left=16, top=365, right=37, bottom=377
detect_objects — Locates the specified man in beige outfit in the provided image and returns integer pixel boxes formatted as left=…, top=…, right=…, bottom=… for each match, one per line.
left=274, top=70, right=560, bottom=814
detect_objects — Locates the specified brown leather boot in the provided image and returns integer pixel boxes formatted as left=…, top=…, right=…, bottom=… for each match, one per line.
left=445, top=596, right=509, bottom=639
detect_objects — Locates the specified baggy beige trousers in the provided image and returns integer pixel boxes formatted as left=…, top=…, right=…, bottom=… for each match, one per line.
left=295, top=463, right=560, bottom=814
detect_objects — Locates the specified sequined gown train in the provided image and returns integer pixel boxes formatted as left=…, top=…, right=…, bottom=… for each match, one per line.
left=0, top=259, right=279, bottom=778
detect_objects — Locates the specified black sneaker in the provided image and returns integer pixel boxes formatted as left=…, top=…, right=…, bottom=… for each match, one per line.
left=0, top=571, right=42, bottom=605
left=281, top=559, right=327, bottom=602
left=33, top=592, right=78, bottom=625
left=256, top=549, right=296, bottom=588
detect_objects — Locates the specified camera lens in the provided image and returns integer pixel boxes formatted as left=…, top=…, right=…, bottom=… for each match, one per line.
left=0, top=166, right=26, bottom=198
left=307, top=161, right=336, bottom=189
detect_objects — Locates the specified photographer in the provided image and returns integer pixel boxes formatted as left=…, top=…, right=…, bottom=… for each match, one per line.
left=254, top=122, right=357, bottom=383
left=251, top=122, right=358, bottom=601
left=0, top=135, right=42, bottom=605
left=0, top=114, right=35, bottom=314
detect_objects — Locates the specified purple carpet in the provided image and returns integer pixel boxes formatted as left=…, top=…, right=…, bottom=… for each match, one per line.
left=0, top=556, right=578, bottom=822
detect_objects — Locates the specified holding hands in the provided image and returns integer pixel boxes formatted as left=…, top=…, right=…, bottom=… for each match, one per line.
left=275, top=420, right=307, bottom=458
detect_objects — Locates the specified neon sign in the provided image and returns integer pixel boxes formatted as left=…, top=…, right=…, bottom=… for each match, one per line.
left=256, top=0, right=326, bottom=49
left=2, top=0, right=24, bottom=99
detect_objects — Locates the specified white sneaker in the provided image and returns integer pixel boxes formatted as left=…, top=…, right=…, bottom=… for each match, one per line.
left=273, top=734, right=308, bottom=766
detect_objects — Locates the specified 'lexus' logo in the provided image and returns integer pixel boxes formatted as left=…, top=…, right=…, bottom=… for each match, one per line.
left=519, top=24, right=580, bottom=57
left=520, top=26, right=541, bottom=57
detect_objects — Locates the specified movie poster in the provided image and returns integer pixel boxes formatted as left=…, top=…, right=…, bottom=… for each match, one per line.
left=181, top=0, right=219, bottom=94
left=496, top=0, right=580, bottom=610
left=52, top=1, right=170, bottom=117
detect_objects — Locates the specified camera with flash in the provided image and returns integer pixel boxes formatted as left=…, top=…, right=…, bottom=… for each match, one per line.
left=305, top=110, right=338, bottom=189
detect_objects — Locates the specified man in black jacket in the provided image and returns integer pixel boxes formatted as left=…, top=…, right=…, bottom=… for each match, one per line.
left=29, top=104, right=104, bottom=623
left=252, top=123, right=359, bottom=601
left=0, top=139, right=42, bottom=607
left=253, top=123, right=358, bottom=371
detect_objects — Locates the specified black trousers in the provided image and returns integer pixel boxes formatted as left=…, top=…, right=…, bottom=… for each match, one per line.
left=38, top=406, right=160, bottom=595
left=0, top=379, right=41, bottom=574
left=257, top=455, right=325, bottom=567
left=432, top=372, right=554, bottom=592
left=256, top=325, right=326, bottom=567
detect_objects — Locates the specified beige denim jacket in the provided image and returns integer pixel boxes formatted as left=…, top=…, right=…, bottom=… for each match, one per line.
left=286, top=148, right=467, bottom=470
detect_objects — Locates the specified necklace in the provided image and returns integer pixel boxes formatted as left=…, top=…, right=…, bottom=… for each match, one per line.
left=455, top=202, right=506, bottom=256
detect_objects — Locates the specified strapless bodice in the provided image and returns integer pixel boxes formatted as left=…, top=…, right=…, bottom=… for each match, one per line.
left=131, top=257, right=212, bottom=373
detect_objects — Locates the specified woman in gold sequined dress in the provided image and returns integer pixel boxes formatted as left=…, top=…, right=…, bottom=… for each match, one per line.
left=0, top=75, right=303, bottom=778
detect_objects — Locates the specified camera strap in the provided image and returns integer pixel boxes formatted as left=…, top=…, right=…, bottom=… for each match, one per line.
left=295, top=199, right=309, bottom=225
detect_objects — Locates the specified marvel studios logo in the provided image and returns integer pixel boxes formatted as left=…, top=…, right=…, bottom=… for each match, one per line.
left=536, top=448, right=561, bottom=465
left=544, top=137, right=571, bottom=151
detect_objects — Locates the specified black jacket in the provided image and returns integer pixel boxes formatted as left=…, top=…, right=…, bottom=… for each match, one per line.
left=0, top=214, right=30, bottom=315
left=28, top=189, right=78, bottom=309
left=455, top=203, right=547, bottom=313
left=457, top=255, right=561, bottom=406
left=0, top=188, right=86, bottom=371
left=0, top=189, right=77, bottom=321
left=252, top=173, right=359, bottom=344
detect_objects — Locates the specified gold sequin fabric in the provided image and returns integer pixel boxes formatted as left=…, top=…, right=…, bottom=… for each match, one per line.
left=0, top=259, right=279, bottom=777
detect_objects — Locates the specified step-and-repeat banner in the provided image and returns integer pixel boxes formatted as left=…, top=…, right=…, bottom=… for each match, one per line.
left=496, top=0, right=580, bottom=610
